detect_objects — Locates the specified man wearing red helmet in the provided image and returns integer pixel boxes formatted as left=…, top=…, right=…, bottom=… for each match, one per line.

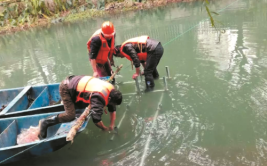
left=87, top=21, right=116, bottom=83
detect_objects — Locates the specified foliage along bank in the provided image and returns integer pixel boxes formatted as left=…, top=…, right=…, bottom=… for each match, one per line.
left=0, top=0, right=205, bottom=35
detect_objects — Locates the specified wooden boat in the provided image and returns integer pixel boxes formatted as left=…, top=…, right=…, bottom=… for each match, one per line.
left=0, top=76, right=110, bottom=118
left=0, top=109, right=88, bottom=164
left=0, top=83, right=63, bottom=118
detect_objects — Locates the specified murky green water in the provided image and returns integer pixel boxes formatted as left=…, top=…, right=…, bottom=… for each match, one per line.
left=1, top=0, right=267, bottom=165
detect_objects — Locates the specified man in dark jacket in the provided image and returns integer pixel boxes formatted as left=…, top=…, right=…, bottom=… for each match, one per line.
left=38, top=75, right=123, bottom=139
left=113, top=36, right=164, bottom=91
left=87, top=21, right=116, bottom=80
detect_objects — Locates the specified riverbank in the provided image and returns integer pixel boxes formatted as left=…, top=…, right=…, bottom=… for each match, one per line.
left=0, top=0, right=196, bottom=35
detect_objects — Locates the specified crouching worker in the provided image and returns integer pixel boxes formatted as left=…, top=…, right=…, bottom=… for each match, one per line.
left=113, top=36, right=164, bottom=91
left=38, top=75, right=123, bottom=139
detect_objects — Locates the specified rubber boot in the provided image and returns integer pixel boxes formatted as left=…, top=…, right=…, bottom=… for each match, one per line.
left=38, top=115, right=59, bottom=139
left=145, top=77, right=154, bottom=93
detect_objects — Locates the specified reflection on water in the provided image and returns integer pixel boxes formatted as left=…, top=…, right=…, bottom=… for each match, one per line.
left=1, top=0, right=267, bottom=165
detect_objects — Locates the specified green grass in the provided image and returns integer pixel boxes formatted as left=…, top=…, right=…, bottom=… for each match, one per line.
left=65, top=6, right=138, bottom=22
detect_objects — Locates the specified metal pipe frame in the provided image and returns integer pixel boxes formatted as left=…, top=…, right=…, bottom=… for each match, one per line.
left=165, top=66, right=171, bottom=79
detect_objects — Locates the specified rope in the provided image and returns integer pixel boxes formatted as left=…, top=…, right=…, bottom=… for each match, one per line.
left=162, top=0, right=239, bottom=47
left=122, top=0, right=239, bottom=70
left=0, top=140, right=45, bottom=164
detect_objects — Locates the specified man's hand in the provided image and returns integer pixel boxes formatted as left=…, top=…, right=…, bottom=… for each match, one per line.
left=132, top=73, right=139, bottom=80
left=90, top=59, right=98, bottom=76
left=102, top=126, right=109, bottom=131
left=95, top=121, right=109, bottom=131
left=93, top=72, right=99, bottom=77
left=141, top=71, right=144, bottom=75
left=109, top=111, right=116, bottom=131
left=141, top=62, right=146, bottom=68
left=109, top=125, right=114, bottom=131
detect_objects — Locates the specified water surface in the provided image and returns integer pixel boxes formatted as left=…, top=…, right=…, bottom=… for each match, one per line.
left=1, top=0, right=267, bottom=165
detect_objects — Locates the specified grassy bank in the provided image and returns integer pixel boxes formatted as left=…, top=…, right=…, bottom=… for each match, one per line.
left=0, top=0, right=200, bottom=35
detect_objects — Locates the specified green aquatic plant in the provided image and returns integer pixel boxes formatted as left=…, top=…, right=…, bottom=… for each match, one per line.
left=203, top=0, right=225, bottom=42
left=0, top=0, right=83, bottom=27
left=0, top=0, right=52, bottom=26
left=204, top=0, right=219, bottom=28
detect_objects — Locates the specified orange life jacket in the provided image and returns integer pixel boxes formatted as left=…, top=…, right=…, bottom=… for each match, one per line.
left=87, top=29, right=115, bottom=64
left=120, top=36, right=149, bottom=61
left=76, top=76, right=114, bottom=105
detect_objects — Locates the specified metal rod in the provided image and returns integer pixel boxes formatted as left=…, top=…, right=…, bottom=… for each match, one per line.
left=140, top=73, right=143, bottom=82
left=163, top=77, right=168, bottom=91
left=126, top=104, right=130, bottom=110
left=140, top=93, right=164, bottom=166
left=165, top=66, right=171, bottom=79
left=135, top=78, right=141, bottom=94
left=122, top=89, right=166, bottom=96
left=118, top=78, right=163, bottom=85
left=110, top=99, right=133, bottom=141
left=122, top=92, right=138, bottom=96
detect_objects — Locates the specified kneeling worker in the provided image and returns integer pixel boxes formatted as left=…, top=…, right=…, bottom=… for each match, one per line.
left=113, top=36, right=164, bottom=91
left=38, top=75, right=123, bottom=139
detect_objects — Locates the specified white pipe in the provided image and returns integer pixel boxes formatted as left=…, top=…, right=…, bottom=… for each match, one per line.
left=110, top=99, right=133, bottom=141
left=163, top=77, right=168, bottom=91
left=118, top=78, right=163, bottom=85
left=165, top=66, right=171, bottom=79
left=135, top=78, right=141, bottom=94
left=139, top=93, right=164, bottom=166
left=122, top=89, right=165, bottom=96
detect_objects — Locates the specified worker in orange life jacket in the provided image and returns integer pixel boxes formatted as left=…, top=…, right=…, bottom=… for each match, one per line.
left=113, top=36, right=164, bottom=91
left=87, top=21, right=116, bottom=83
left=38, top=75, right=123, bottom=139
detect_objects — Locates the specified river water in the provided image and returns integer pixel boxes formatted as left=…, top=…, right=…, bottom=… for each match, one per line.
left=1, top=0, right=267, bottom=165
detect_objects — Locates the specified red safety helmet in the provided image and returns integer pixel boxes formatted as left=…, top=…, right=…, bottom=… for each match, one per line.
left=101, top=21, right=115, bottom=38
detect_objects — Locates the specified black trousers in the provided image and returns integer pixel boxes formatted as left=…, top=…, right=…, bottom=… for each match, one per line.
left=144, top=43, right=164, bottom=88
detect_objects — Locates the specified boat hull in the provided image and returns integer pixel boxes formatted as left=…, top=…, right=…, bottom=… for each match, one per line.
left=0, top=110, right=88, bottom=164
